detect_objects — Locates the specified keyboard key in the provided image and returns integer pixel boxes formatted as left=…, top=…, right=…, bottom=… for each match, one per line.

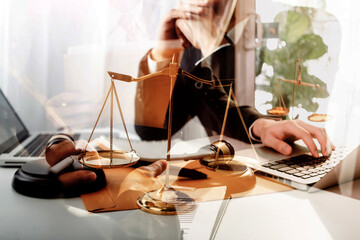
left=278, top=167, right=294, bottom=172
left=269, top=164, right=288, bottom=170
left=263, top=163, right=275, bottom=168
left=294, top=173, right=305, bottom=177
left=285, top=169, right=299, bottom=174
left=301, top=175, right=311, bottom=179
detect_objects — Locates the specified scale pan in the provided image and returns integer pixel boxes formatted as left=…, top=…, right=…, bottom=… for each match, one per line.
left=267, top=106, right=289, bottom=117
left=308, top=113, right=332, bottom=122
left=78, top=150, right=140, bottom=169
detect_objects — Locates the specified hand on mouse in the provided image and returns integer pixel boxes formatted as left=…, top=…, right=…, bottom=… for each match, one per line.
left=45, top=135, right=168, bottom=191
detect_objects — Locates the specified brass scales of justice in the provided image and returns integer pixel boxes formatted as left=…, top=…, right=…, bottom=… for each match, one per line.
left=76, top=54, right=257, bottom=215
left=267, top=59, right=332, bottom=122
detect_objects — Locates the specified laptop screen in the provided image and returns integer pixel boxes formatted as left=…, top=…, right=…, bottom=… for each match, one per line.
left=0, top=89, right=29, bottom=153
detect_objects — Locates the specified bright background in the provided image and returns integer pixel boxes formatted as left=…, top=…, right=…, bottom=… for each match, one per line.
left=0, top=0, right=359, bottom=145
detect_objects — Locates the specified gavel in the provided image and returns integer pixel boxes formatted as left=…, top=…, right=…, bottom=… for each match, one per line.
left=46, top=134, right=235, bottom=174
left=140, top=139, right=235, bottom=162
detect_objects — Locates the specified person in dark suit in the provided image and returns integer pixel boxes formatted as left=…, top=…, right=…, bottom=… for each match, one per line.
left=44, top=0, right=334, bottom=188
left=135, top=0, right=335, bottom=158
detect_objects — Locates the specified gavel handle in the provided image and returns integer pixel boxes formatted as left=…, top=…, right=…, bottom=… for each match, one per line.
left=49, top=155, right=78, bottom=175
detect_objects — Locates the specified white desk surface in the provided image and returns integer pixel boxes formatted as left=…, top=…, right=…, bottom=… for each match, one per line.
left=1, top=165, right=360, bottom=240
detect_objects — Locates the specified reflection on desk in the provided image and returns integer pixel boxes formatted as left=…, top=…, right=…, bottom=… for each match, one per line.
left=1, top=154, right=360, bottom=239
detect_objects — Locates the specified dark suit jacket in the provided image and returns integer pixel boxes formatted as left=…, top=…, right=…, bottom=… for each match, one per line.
left=135, top=45, right=263, bottom=142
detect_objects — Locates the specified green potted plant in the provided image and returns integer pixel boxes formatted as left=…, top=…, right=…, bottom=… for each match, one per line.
left=256, top=7, right=330, bottom=118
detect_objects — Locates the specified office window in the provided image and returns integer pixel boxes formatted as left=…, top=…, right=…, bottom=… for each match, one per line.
left=255, top=0, right=360, bottom=145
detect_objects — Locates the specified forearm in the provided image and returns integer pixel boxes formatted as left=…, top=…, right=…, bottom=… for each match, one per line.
left=135, top=50, right=182, bottom=129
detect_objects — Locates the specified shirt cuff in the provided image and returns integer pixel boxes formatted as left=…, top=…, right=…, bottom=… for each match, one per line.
left=147, top=52, right=172, bottom=74
left=249, top=120, right=262, bottom=142
left=248, top=117, right=283, bottom=143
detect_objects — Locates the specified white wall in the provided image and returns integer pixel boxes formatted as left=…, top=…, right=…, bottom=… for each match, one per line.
left=0, top=0, right=175, bottom=132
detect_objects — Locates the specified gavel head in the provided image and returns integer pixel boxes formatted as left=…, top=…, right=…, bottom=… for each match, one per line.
left=200, top=140, right=249, bottom=174
left=208, top=140, right=235, bottom=161
left=45, top=134, right=78, bottom=166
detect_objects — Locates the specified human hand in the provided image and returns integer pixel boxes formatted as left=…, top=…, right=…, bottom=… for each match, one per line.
left=117, top=160, right=168, bottom=198
left=175, top=0, right=235, bottom=57
left=151, top=0, right=211, bottom=61
left=45, top=136, right=168, bottom=192
left=252, top=118, right=335, bottom=157
left=45, top=138, right=97, bottom=189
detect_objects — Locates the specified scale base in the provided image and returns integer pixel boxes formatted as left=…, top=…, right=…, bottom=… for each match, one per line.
left=12, top=159, right=106, bottom=198
left=199, top=156, right=253, bottom=175
left=137, top=186, right=196, bottom=215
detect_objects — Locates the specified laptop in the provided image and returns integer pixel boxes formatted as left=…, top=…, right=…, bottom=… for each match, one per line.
left=237, top=142, right=360, bottom=191
left=0, top=89, right=89, bottom=166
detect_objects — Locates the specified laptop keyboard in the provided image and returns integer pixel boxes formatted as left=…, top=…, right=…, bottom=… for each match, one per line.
left=14, top=133, right=80, bottom=157
left=262, top=146, right=351, bottom=180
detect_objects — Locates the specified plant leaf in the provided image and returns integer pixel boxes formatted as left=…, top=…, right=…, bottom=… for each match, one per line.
left=293, top=34, right=328, bottom=59
left=275, top=11, right=310, bottom=43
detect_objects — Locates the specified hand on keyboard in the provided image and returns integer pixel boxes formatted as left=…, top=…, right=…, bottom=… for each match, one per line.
left=252, top=119, right=335, bottom=157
